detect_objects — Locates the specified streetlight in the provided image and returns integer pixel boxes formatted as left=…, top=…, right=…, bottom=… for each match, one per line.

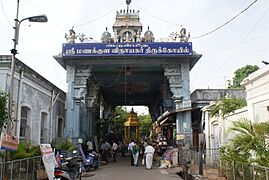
left=8, top=0, right=48, bottom=134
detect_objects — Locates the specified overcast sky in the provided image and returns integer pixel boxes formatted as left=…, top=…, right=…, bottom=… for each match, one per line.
left=1, top=0, right=269, bottom=114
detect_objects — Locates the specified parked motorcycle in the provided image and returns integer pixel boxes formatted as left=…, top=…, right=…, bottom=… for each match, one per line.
left=84, top=151, right=100, bottom=171
left=76, top=144, right=100, bottom=171
left=54, top=150, right=82, bottom=180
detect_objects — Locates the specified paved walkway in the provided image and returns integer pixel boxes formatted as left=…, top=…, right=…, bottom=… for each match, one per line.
left=81, top=153, right=182, bottom=180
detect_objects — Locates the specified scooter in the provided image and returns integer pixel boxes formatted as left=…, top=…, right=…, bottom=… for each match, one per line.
left=76, top=144, right=100, bottom=171
left=54, top=150, right=82, bottom=180
left=84, top=151, right=100, bottom=171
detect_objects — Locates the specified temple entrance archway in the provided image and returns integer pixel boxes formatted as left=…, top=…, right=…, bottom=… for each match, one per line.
left=54, top=1, right=201, bottom=147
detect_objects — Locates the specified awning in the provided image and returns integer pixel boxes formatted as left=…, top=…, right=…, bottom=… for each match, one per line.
left=156, top=107, right=193, bottom=124
left=160, top=117, right=169, bottom=125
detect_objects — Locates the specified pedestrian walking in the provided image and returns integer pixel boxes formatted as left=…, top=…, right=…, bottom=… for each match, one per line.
left=144, top=142, right=155, bottom=170
left=141, top=138, right=148, bottom=159
left=100, top=140, right=111, bottom=163
left=128, top=139, right=135, bottom=166
left=119, top=140, right=125, bottom=157
left=112, top=141, right=118, bottom=162
left=132, top=142, right=139, bottom=167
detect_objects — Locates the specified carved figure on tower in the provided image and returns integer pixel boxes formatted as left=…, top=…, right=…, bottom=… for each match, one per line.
left=65, top=27, right=77, bottom=43
left=135, top=29, right=142, bottom=42
left=113, top=30, right=119, bottom=43
left=179, top=28, right=190, bottom=42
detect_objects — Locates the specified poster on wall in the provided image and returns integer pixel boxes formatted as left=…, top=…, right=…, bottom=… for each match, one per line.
left=0, top=132, right=19, bottom=151
left=40, top=144, right=56, bottom=180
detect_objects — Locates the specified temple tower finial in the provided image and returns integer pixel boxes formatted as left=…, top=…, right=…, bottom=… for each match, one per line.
left=126, top=0, right=132, bottom=6
left=126, top=0, right=132, bottom=13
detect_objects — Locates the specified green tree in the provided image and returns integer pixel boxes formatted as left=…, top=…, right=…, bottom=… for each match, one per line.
left=211, top=96, right=247, bottom=117
left=138, top=114, right=152, bottom=136
left=228, top=65, right=259, bottom=88
left=220, top=119, right=269, bottom=167
left=112, top=106, right=128, bottom=137
left=0, top=90, right=8, bottom=131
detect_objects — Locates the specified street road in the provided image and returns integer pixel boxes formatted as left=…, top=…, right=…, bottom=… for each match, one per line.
left=81, top=153, right=181, bottom=180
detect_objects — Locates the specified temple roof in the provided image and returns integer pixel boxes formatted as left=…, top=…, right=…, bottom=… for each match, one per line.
left=113, top=10, right=142, bottom=29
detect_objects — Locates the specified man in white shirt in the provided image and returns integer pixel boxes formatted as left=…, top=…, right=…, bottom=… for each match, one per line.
left=128, top=139, right=135, bottom=166
left=144, top=142, right=155, bottom=170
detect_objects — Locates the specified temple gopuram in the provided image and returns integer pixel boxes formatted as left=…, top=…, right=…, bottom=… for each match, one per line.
left=54, top=0, right=202, bottom=148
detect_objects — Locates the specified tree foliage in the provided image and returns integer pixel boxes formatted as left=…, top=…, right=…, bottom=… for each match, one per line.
left=220, top=119, right=269, bottom=167
left=112, top=106, right=128, bottom=137
left=211, top=97, right=247, bottom=117
left=138, top=114, right=152, bottom=136
left=228, top=65, right=259, bottom=88
left=0, top=90, right=8, bottom=130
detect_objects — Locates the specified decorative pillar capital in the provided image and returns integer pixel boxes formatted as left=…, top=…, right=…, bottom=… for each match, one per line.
left=174, top=97, right=183, bottom=109
left=86, top=96, right=97, bottom=108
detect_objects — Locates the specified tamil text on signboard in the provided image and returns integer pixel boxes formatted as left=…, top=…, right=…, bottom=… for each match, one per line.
left=62, top=42, right=192, bottom=57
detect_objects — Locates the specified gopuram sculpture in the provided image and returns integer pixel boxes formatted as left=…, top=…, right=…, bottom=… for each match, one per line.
left=179, top=27, right=190, bottom=42
left=101, top=27, right=112, bottom=43
left=169, top=27, right=190, bottom=42
left=144, top=26, right=155, bottom=42
left=65, top=28, right=77, bottom=43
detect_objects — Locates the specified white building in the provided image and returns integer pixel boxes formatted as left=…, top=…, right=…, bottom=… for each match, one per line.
left=0, top=55, right=65, bottom=145
left=202, top=65, right=269, bottom=151
left=241, top=65, right=269, bottom=123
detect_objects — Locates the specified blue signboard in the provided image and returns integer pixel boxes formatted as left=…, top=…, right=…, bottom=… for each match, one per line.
left=62, top=42, right=192, bottom=57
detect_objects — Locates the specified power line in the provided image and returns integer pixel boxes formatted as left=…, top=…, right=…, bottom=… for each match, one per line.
left=74, top=2, right=123, bottom=28
left=192, top=0, right=258, bottom=39
left=25, top=0, right=66, bottom=33
left=199, top=33, right=269, bottom=54
left=204, top=5, right=269, bottom=87
left=134, top=0, right=258, bottom=40
left=132, top=2, right=181, bottom=28
left=1, top=0, right=12, bottom=27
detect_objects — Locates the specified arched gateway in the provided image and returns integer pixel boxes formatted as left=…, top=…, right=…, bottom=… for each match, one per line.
left=54, top=1, right=201, bottom=147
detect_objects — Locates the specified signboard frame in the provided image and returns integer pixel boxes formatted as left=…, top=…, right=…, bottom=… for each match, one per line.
left=62, top=42, right=192, bottom=57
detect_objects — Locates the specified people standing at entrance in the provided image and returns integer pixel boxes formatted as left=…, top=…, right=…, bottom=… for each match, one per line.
left=132, top=142, right=140, bottom=167
left=128, top=139, right=135, bottom=166
left=144, top=142, right=155, bottom=170
left=100, top=140, right=111, bottom=163
left=141, top=138, right=148, bottom=159
left=112, top=141, right=118, bottom=162
left=119, top=141, right=125, bottom=157
left=87, top=139, right=93, bottom=153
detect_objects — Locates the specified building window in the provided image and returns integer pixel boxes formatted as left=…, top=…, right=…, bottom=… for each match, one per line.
left=20, top=106, right=30, bottom=140
left=57, top=118, right=64, bottom=137
left=40, top=112, right=48, bottom=143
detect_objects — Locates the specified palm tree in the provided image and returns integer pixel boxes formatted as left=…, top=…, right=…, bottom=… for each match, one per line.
left=221, top=119, right=269, bottom=167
